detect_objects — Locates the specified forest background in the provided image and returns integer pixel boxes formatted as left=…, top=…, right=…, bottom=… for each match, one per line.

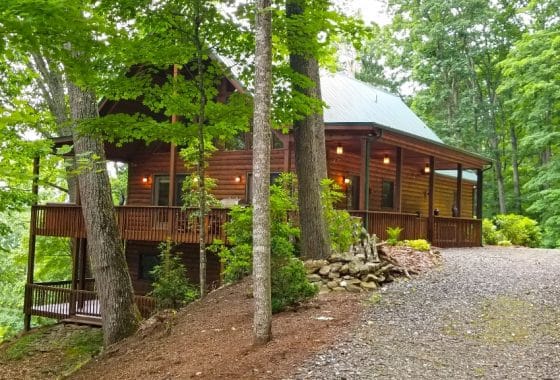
left=1, top=0, right=558, bottom=339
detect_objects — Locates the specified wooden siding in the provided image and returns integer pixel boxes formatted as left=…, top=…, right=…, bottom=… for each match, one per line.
left=326, top=149, right=474, bottom=217
left=128, top=149, right=287, bottom=205
left=125, top=241, right=221, bottom=295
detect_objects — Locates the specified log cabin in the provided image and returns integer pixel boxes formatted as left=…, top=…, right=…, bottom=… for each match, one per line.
left=23, top=68, right=490, bottom=328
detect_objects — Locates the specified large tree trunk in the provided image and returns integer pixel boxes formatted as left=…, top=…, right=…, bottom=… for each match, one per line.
left=68, top=82, right=139, bottom=346
left=287, top=0, right=330, bottom=260
left=490, top=135, right=507, bottom=214
left=193, top=0, right=207, bottom=297
left=252, top=0, right=273, bottom=345
left=510, top=125, right=521, bottom=213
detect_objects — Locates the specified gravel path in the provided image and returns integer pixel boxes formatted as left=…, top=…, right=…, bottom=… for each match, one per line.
left=293, top=247, right=560, bottom=380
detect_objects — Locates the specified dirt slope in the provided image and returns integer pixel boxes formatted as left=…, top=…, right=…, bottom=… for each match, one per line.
left=71, top=278, right=363, bottom=380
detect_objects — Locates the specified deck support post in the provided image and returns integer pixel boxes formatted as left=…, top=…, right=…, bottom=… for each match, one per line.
left=362, top=138, right=371, bottom=230
left=455, top=163, right=462, bottom=217
left=476, top=169, right=483, bottom=219
left=24, top=156, right=40, bottom=331
left=395, top=147, right=403, bottom=212
left=427, top=156, right=435, bottom=243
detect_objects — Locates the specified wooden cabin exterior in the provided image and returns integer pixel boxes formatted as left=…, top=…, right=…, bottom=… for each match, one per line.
left=23, top=70, right=489, bottom=328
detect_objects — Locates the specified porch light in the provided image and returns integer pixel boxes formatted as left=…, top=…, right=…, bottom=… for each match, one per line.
left=343, top=177, right=351, bottom=185
left=423, top=163, right=431, bottom=174
left=336, top=144, right=343, bottom=155
left=234, top=176, right=241, bottom=183
left=383, top=154, right=390, bottom=164
left=142, top=176, right=151, bottom=184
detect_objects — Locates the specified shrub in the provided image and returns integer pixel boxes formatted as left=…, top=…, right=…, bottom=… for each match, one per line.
left=493, top=214, right=542, bottom=247
left=321, top=179, right=359, bottom=253
left=217, top=173, right=316, bottom=312
left=497, top=240, right=512, bottom=247
left=403, top=239, right=431, bottom=252
left=150, top=240, right=198, bottom=310
left=482, top=218, right=500, bottom=245
left=386, top=226, right=403, bottom=246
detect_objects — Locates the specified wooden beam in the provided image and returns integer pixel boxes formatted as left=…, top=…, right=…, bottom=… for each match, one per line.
left=456, top=163, right=462, bottom=217
left=476, top=169, right=483, bottom=219
left=427, top=156, right=435, bottom=243
left=395, top=147, right=403, bottom=212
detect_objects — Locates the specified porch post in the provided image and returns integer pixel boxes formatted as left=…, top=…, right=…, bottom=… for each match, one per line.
left=69, top=238, right=80, bottom=316
left=168, top=65, right=179, bottom=237
left=24, top=156, right=40, bottom=331
left=476, top=169, right=483, bottom=219
left=456, top=163, right=462, bottom=217
left=395, top=147, right=403, bottom=212
left=427, top=156, right=435, bottom=243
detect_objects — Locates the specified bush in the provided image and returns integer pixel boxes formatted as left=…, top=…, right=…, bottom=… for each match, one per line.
left=217, top=173, right=316, bottom=312
left=493, top=214, right=542, bottom=247
left=386, top=226, right=403, bottom=246
left=403, top=239, right=431, bottom=252
left=497, top=240, right=512, bottom=247
left=482, top=218, right=500, bottom=245
left=150, top=240, right=198, bottom=310
left=321, top=179, right=359, bottom=253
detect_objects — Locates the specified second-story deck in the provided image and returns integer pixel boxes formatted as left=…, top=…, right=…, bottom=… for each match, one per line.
left=32, top=204, right=481, bottom=247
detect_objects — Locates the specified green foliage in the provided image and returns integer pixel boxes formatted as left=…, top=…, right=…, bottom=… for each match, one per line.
left=149, top=240, right=198, bottom=310
left=320, top=178, right=358, bottom=253
left=218, top=173, right=316, bottom=312
left=482, top=218, right=501, bottom=245
left=386, top=226, right=403, bottom=246
left=403, top=239, right=431, bottom=252
left=493, top=214, right=542, bottom=248
left=497, top=240, right=512, bottom=247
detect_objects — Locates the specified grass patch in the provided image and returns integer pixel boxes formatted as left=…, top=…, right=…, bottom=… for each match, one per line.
left=1, top=329, right=48, bottom=361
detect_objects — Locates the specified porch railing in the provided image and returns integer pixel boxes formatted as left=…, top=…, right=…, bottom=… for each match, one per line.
left=348, top=210, right=428, bottom=241
left=349, top=210, right=481, bottom=247
left=32, top=204, right=230, bottom=244
left=24, top=281, right=156, bottom=321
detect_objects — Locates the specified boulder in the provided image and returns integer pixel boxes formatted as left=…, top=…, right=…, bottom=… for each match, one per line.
left=319, top=265, right=331, bottom=276
left=328, top=253, right=354, bottom=263
left=339, top=264, right=350, bottom=275
left=346, top=284, right=362, bottom=293
left=332, top=287, right=346, bottom=292
left=360, top=281, right=378, bottom=290
left=339, top=280, right=348, bottom=288
left=304, top=259, right=328, bottom=274
left=306, top=274, right=322, bottom=282
left=328, top=271, right=341, bottom=279
left=326, top=280, right=339, bottom=289
left=348, top=278, right=362, bottom=286
left=330, top=262, right=343, bottom=273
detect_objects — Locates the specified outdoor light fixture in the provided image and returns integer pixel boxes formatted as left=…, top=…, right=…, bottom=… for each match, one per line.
left=336, top=143, right=343, bottom=155
left=383, top=154, right=390, bottom=164
left=234, top=176, right=241, bottom=183
left=343, top=177, right=351, bottom=185
left=423, top=163, right=431, bottom=174
left=142, top=176, right=150, bottom=184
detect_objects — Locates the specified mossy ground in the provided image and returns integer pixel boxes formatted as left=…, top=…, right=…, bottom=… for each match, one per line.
left=442, top=295, right=560, bottom=345
left=0, top=324, right=102, bottom=379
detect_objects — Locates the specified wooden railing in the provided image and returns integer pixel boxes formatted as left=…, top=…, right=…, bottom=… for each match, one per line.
left=349, top=210, right=481, bottom=247
left=32, top=204, right=230, bottom=244
left=433, top=216, right=482, bottom=248
left=25, top=281, right=156, bottom=321
left=349, top=210, right=428, bottom=241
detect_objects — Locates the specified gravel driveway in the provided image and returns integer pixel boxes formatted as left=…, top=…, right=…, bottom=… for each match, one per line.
left=293, top=247, right=560, bottom=380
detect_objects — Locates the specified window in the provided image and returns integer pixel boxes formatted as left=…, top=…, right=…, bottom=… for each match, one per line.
left=381, top=180, right=394, bottom=209
left=153, top=175, right=187, bottom=206
left=139, top=254, right=160, bottom=280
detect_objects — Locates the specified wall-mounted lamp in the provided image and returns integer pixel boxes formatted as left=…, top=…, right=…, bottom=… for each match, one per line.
left=336, top=143, right=343, bottom=155
left=234, top=176, right=241, bottom=183
left=473, top=185, right=477, bottom=189
left=142, top=176, right=151, bottom=185
left=383, top=154, right=390, bottom=165
left=193, top=176, right=199, bottom=183
left=343, top=177, right=351, bottom=185
left=423, top=163, right=431, bottom=174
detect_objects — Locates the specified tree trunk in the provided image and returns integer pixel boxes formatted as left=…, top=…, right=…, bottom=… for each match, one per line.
left=193, top=0, right=207, bottom=297
left=510, top=125, right=521, bottom=213
left=287, top=0, right=330, bottom=260
left=490, top=135, right=507, bottom=214
left=252, top=0, right=273, bottom=345
left=68, top=82, right=139, bottom=347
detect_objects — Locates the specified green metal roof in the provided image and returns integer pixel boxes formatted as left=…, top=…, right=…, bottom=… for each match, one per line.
left=321, top=72, right=443, bottom=143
